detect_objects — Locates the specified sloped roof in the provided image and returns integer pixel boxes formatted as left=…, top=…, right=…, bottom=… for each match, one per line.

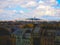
left=12, top=29, right=23, bottom=36
left=12, top=28, right=32, bottom=36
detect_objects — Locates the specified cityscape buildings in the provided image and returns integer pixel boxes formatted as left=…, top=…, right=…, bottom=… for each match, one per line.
left=0, top=18, right=60, bottom=45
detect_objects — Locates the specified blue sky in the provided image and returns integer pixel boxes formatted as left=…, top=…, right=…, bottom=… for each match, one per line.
left=57, top=0, right=60, bottom=4
left=0, top=0, right=60, bottom=21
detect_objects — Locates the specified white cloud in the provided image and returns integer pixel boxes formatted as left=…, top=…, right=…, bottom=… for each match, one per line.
left=19, top=10, right=24, bottom=14
left=26, top=1, right=37, bottom=7
left=55, top=8, right=60, bottom=17
left=0, top=9, right=17, bottom=16
left=36, top=5, right=46, bottom=9
left=0, top=9, right=4, bottom=13
left=0, top=0, right=60, bottom=20
left=20, top=1, right=37, bottom=8
left=26, top=3, right=56, bottom=17
left=38, top=0, right=45, bottom=4
left=43, top=0, right=57, bottom=5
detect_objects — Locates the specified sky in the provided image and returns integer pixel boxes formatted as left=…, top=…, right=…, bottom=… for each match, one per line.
left=0, top=0, right=60, bottom=21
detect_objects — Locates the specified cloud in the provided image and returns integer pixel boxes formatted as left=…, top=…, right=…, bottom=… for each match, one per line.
left=55, top=8, right=60, bottom=17
left=42, top=0, right=58, bottom=5
left=24, top=0, right=57, bottom=17
left=0, top=0, right=60, bottom=20
left=19, top=10, right=24, bottom=14
left=36, top=5, right=55, bottom=16
left=20, top=1, right=37, bottom=8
